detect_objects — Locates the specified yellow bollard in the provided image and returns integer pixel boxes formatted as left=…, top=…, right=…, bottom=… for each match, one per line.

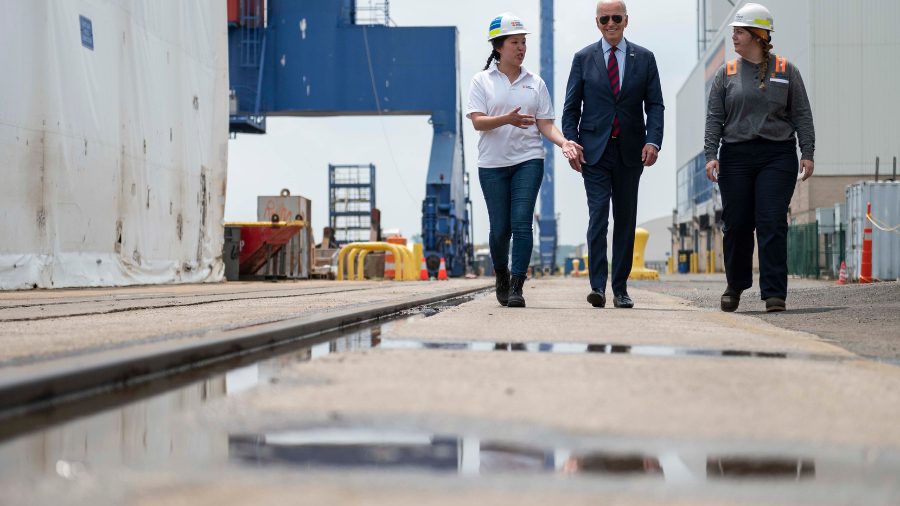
left=410, top=243, right=424, bottom=281
left=571, top=258, right=581, bottom=277
left=667, top=255, right=675, bottom=274
left=628, top=227, right=660, bottom=280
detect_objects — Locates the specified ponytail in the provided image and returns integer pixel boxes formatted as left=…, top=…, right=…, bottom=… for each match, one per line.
left=756, top=35, right=774, bottom=89
left=483, top=49, right=500, bottom=70
left=482, top=35, right=508, bottom=71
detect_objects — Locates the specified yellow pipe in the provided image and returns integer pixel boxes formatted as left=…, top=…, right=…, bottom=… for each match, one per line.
left=356, top=250, right=370, bottom=280
left=347, top=248, right=362, bottom=280
left=337, top=243, right=409, bottom=281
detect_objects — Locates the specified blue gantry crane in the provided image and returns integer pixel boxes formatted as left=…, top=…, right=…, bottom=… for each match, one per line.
left=227, top=0, right=473, bottom=277
left=537, top=0, right=558, bottom=274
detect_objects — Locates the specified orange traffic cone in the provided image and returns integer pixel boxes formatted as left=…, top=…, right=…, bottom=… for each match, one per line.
left=837, top=260, right=848, bottom=285
left=437, top=257, right=448, bottom=281
left=419, top=256, right=429, bottom=281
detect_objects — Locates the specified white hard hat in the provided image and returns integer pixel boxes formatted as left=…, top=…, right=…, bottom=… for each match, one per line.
left=729, top=3, right=774, bottom=32
left=487, top=13, right=530, bottom=41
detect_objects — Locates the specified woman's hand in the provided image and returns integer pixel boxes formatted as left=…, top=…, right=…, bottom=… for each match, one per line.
left=561, top=139, right=584, bottom=161
left=505, top=106, right=535, bottom=129
left=800, top=160, right=814, bottom=181
left=705, top=160, right=719, bottom=183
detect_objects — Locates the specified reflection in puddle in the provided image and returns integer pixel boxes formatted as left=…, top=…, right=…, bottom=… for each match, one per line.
left=707, top=456, right=815, bottom=480
left=229, top=428, right=818, bottom=482
left=378, top=340, right=816, bottom=361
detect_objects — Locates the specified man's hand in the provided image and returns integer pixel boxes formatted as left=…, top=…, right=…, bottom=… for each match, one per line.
left=641, top=144, right=659, bottom=167
left=705, top=160, right=718, bottom=183
left=568, top=156, right=583, bottom=173
left=799, top=160, right=814, bottom=181
left=565, top=139, right=585, bottom=173
left=505, top=106, right=535, bottom=129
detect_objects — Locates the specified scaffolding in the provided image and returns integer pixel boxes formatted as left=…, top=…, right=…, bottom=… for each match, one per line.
left=329, top=164, right=376, bottom=244
left=344, top=0, right=393, bottom=26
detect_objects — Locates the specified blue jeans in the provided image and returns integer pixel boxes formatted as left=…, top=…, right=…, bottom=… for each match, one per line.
left=478, top=159, right=544, bottom=278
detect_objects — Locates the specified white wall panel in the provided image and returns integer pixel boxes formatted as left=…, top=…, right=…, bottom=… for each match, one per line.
left=0, top=0, right=228, bottom=289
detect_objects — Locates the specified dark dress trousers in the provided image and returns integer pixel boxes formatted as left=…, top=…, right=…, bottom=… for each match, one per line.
left=562, top=39, right=664, bottom=295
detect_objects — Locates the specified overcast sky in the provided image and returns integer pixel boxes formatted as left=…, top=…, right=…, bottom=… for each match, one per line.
left=225, top=0, right=698, bottom=245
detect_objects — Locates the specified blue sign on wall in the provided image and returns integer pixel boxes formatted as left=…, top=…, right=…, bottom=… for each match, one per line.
left=80, top=15, right=93, bottom=50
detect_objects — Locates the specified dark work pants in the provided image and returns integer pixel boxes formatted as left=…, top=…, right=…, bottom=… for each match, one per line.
left=718, top=139, right=798, bottom=300
left=582, top=140, right=643, bottom=295
left=478, top=159, right=544, bottom=278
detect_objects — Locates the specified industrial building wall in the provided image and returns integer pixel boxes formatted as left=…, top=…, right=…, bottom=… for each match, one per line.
left=809, top=0, right=900, bottom=176
left=0, top=1, right=229, bottom=289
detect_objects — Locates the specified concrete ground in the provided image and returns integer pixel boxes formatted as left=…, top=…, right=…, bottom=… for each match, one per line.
left=633, top=273, right=900, bottom=362
left=0, top=279, right=487, bottom=367
left=1, top=277, right=899, bottom=505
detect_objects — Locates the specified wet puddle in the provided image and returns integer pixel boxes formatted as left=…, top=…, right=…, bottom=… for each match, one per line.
left=228, top=427, right=826, bottom=482
left=376, top=339, right=852, bottom=363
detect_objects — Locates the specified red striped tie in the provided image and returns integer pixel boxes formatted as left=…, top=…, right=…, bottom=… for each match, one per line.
left=607, top=45, right=620, bottom=138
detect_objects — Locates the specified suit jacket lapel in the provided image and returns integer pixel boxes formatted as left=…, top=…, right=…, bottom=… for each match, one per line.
left=592, top=41, right=613, bottom=97
left=618, top=41, right=637, bottom=99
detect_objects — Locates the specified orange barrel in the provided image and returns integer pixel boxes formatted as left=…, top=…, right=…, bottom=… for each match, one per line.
left=385, top=236, right=407, bottom=280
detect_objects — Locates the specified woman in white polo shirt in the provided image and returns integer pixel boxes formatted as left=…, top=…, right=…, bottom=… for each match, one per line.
left=467, top=12, right=582, bottom=308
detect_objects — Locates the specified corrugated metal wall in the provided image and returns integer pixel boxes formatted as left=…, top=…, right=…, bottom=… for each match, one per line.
left=810, top=0, right=900, bottom=177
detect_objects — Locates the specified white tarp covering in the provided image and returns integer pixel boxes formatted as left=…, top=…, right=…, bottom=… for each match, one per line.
left=0, top=1, right=229, bottom=289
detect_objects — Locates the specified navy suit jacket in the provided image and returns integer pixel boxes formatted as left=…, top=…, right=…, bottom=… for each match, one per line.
left=562, top=39, right=664, bottom=168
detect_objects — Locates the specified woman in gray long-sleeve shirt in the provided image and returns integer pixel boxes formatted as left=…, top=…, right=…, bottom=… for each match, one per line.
left=704, top=3, right=815, bottom=313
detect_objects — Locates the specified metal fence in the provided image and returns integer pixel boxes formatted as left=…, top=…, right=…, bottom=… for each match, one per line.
left=787, top=222, right=819, bottom=278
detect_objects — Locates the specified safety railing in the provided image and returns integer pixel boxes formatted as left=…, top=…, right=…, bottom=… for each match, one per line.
left=336, top=242, right=420, bottom=281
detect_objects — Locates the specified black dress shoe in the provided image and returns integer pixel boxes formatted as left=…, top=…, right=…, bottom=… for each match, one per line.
left=613, top=293, right=634, bottom=308
left=587, top=290, right=606, bottom=308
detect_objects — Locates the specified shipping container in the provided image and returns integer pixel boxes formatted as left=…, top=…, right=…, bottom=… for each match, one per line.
left=845, top=181, right=900, bottom=281
left=0, top=1, right=229, bottom=289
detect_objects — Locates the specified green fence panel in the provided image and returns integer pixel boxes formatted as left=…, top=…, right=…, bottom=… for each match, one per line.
left=787, top=222, right=819, bottom=278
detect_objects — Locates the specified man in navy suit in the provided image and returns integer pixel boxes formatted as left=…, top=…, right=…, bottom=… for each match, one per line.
left=562, top=0, right=664, bottom=309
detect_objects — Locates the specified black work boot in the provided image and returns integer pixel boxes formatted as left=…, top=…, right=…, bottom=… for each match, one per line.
left=765, top=297, right=786, bottom=312
left=720, top=286, right=743, bottom=312
left=507, top=276, right=526, bottom=308
left=494, top=268, right=510, bottom=306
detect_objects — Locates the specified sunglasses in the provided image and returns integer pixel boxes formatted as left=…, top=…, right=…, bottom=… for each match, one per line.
left=598, top=15, right=624, bottom=25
